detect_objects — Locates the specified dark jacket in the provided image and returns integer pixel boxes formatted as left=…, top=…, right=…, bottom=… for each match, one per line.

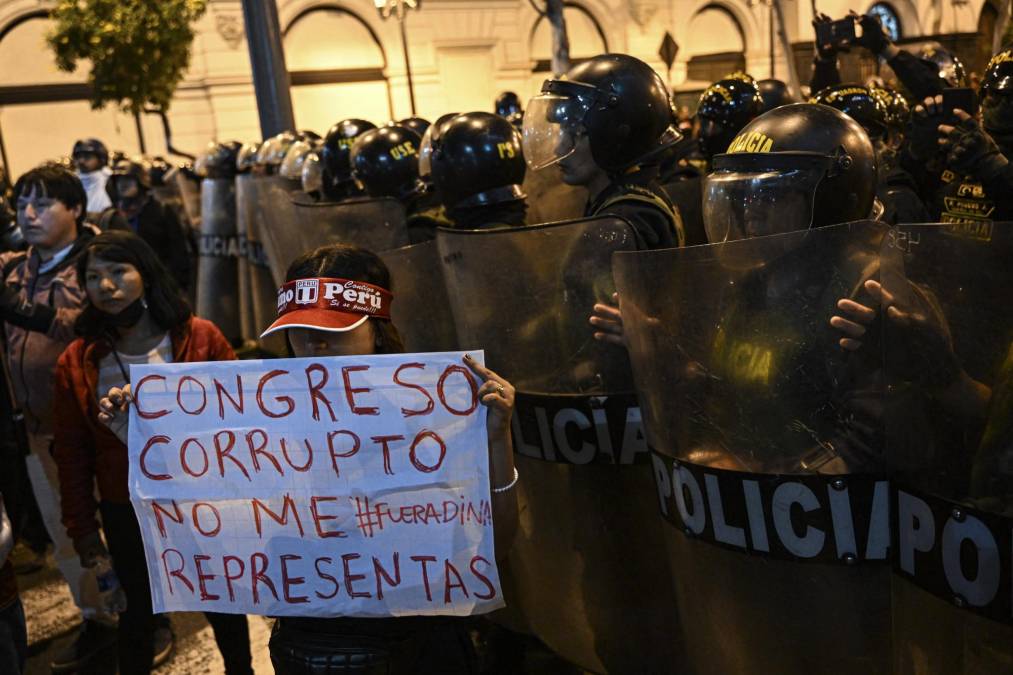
left=586, top=168, right=685, bottom=250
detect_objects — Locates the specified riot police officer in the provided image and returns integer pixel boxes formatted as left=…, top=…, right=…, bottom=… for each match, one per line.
left=321, top=119, right=376, bottom=201
left=524, top=53, right=684, bottom=249
left=430, top=112, right=528, bottom=229
left=72, top=138, right=112, bottom=215
left=696, top=77, right=764, bottom=165
left=908, top=47, right=1013, bottom=224
left=105, top=157, right=193, bottom=291
left=350, top=124, right=448, bottom=242
left=811, top=83, right=928, bottom=223
left=495, top=91, right=524, bottom=127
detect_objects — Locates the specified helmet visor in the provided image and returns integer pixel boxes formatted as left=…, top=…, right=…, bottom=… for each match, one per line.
left=280, top=141, right=313, bottom=180
left=703, top=167, right=824, bottom=243
left=521, top=93, right=590, bottom=171
left=418, top=124, right=435, bottom=178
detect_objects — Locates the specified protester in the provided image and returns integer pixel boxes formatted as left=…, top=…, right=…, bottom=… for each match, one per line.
left=51, top=230, right=253, bottom=675
left=0, top=163, right=117, bottom=672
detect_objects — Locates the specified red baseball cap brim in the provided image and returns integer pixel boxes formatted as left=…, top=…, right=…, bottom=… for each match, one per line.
left=260, top=309, right=368, bottom=338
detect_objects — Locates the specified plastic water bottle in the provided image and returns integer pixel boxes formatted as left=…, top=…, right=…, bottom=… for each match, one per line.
left=92, top=556, right=128, bottom=614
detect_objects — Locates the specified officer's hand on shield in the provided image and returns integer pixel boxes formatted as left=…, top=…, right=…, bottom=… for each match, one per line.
left=98, top=384, right=132, bottom=445
left=590, top=292, right=625, bottom=346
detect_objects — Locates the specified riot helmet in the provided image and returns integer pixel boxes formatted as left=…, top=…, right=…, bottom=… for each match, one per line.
left=72, top=138, right=109, bottom=170
left=258, top=132, right=298, bottom=173
left=201, top=141, right=242, bottom=179
left=495, top=91, right=524, bottom=127
left=236, top=142, right=260, bottom=173
left=980, top=48, right=1013, bottom=138
left=398, top=117, right=431, bottom=138
left=280, top=139, right=317, bottom=182
left=696, top=78, right=764, bottom=159
left=418, top=112, right=459, bottom=180
left=756, top=79, right=797, bottom=113
left=704, top=103, right=876, bottom=244
left=869, top=85, right=911, bottom=132
left=350, top=125, right=424, bottom=200
left=106, top=157, right=152, bottom=211
left=917, top=44, right=966, bottom=87
left=321, top=119, right=377, bottom=190
left=523, top=54, right=673, bottom=172
left=431, top=112, right=526, bottom=210
left=301, top=151, right=324, bottom=197
left=811, top=84, right=889, bottom=140
left=297, top=129, right=321, bottom=142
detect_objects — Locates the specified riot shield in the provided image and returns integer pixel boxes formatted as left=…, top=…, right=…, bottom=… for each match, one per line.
left=378, top=241, right=457, bottom=353
left=173, top=170, right=202, bottom=234
left=521, top=168, right=587, bottom=225
left=615, top=221, right=893, bottom=675
left=234, top=174, right=257, bottom=343
left=256, top=188, right=409, bottom=288
left=196, top=177, right=241, bottom=343
left=661, top=178, right=707, bottom=247
left=239, top=176, right=288, bottom=354
left=881, top=223, right=1013, bottom=674
left=437, top=218, right=685, bottom=674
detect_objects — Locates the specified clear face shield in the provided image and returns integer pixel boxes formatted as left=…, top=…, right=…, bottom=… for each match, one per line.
left=522, top=80, right=597, bottom=171
left=703, top=153, right=830, bottom=245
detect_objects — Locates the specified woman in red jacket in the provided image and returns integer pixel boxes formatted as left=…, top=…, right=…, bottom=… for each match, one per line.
left=51, top=231, right=252, bottom=675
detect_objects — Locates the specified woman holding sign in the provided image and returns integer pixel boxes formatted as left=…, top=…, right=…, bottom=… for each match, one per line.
left=254, top=244, right=519, bottom=674
left=50, top=231, right=254, bottom=675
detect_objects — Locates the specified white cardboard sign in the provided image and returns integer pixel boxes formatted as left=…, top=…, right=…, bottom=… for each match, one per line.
left=127, top=351, right=503, bottom=617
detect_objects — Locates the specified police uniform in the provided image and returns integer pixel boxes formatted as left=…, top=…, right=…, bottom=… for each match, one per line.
left=585, top=168, right=684, bottom=250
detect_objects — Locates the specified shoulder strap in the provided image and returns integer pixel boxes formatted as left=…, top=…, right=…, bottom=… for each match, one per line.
left=598, top=185, right=686, bottom=247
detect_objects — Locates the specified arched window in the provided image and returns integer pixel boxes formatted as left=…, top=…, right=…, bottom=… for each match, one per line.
left=0, top=12, right=147, bottom=178
left=283, top=6, right=392, bottom=132
left=867, top=3, right=902, bottom=41
left=530, top=4, right=608, bottom=73
left=684, top=6, right=746, bottom=84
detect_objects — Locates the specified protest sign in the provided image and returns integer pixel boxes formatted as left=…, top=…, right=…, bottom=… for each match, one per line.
left=127, top=351, right=503, bottom=617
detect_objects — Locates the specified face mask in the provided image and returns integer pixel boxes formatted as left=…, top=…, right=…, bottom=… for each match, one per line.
left=99, top=296, right=147, bottom=330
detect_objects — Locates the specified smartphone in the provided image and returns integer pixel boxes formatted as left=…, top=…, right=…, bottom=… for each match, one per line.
left=816, top=18, right=856, bottom=51
left=942, top=87, right=979, bottom=117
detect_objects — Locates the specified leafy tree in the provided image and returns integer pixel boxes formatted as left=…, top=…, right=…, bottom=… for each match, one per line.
left=47, top=0, right=208, bottom=114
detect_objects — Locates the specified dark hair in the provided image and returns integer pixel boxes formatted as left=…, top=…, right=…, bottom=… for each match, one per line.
left=75, top=231, right=192, bottom=339
left=13, top=163, right=88, bottom=227
left=285, top=244, right=404, bottom=354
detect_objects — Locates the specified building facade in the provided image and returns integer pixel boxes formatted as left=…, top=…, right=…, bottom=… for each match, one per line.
left=0, top=0, right=1000, bottom=176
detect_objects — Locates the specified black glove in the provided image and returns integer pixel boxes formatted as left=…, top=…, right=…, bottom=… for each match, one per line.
left=812, top=13, right=838, bottom=61
left=0, top=283, right=56, bottom=333
left=908, top=107, right=948, bottom=160
left=944, top=117, right=1009, bottom=181
left=854, top=14, right=890, bottom=56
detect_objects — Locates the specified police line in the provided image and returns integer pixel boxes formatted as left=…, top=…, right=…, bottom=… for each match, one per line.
left=651, top=451, right=1013, bottom=625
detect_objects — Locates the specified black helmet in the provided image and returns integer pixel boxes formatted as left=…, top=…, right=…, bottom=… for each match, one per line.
left=704, top=103, right=876, bottom=243
left=398, top=117, right=431, bottom=138
left=917, top=44, right=966, bottom=87
left=106, top=157, right=152, bottom=203
left=431, top=112, right=526, bottom=210
left=297, top=129, right=321, bottom=142
left=72, top=138, right=109, bottom=167
left=418, top=113, right=459, bottom=181
left=350, top=125, right=424, bottom=200
left=981, top=48, right=1013, bottom=137
left=811, top=84, right=889, bottom=140
left=495, top=91, right=523, bottom=118
left=756, top=79, right=797, bottom=113
left=982, top=48, right=1013, bottom=95
left=523, top=54, right=673, bottom=172
left=697, top=78, right=764, bottom=158
left=321, top=119, right=377, bottom=193
left=256, top=132, right=298, bottom=173
left=203, top=141, right=242, bottom=179
left=146, top=156, right=172, bottom=187
left=869, top=85, right=911, bottom=132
